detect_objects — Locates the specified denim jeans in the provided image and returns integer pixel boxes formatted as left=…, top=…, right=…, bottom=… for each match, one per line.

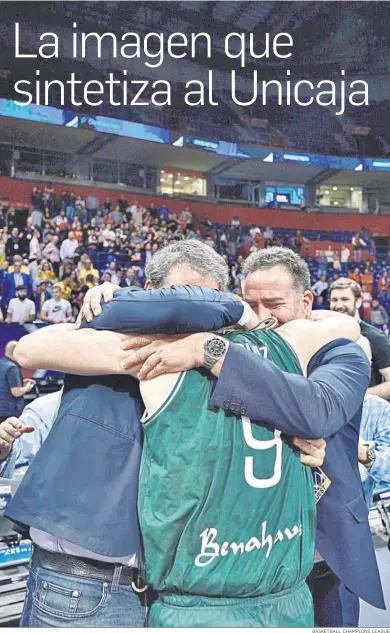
left=20, top=563, right=147, bottom=627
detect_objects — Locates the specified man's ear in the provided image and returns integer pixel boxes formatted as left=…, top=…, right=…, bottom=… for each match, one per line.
left=144, top=280, right=152, bottom=290
left=302, top=290, right=313, bottom=318
left=356, top=296, right=363, bottom=310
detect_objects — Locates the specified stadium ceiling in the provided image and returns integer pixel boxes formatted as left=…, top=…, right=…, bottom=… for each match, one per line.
left=2, top=1, right=390, bottom=76
left=1, top=115, right=390, bottom=190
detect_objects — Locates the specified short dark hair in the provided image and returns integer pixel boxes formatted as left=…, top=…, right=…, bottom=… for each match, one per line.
left=242, top=247, right=310, bottom=293
left=329, top=277, right=361, bottom=299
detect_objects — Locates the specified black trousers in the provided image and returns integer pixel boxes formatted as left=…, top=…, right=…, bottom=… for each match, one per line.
left=307, top=560, right=360, bottom=627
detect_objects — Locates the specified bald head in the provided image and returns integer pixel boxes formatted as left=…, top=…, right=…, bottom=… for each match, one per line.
left=5, top=341, right=18, bottom=359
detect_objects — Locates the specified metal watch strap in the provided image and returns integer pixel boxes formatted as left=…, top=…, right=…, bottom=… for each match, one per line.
left=362, top=447, right=376, bottom=466
left=202, top=336, right=227, bottom=370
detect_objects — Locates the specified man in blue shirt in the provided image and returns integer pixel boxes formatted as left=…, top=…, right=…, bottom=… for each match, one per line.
left=0, top=391, right=59, bottom=470
left=359, top=394, right=390, bottom=507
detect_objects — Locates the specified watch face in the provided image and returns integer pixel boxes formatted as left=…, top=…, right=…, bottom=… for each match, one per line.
left=206, top=337, right=227, bottom=358
left=367, top=447, right=376, bottom=463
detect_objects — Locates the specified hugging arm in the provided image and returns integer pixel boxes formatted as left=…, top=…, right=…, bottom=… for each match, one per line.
left=210, top=340, right=370, bottom=439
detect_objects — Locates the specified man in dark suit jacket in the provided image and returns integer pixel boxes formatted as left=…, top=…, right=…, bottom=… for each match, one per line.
left=118, top=247, right=385, bottom=626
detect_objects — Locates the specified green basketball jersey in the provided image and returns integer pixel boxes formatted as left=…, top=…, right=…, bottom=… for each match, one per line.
left=138, top=329, right=316, bottom=598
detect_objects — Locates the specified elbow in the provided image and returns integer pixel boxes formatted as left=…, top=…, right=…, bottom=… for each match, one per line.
left=14, top=340, right=35, bottom=369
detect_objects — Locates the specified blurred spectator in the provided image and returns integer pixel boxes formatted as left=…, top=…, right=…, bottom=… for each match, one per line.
left=352, top=232, right=366, bottom=262
left=0, top=341, right=35, bottom=422
left=361, top=284, right=373, bottom=321
left=102, top=224, right=115, bottom=247
left=181, top=206, right=192, bottom=230
left=340, top=243, right=350, bottom=265
left=41, top=286, right=72, bottom=324
left=311, top=274, right=328, bottom=299
left=333, top=256, right=341, bottom=272
left=101, top=197, right=111, bottom=215
left=2, top=259, right=33, bottom=306
left=94, top=210, right=104, bottom=228
left=29, top=229, right=42, bottom=262
left=231, top=216, right=240, bottom=228
left=54, top=209, right=69, bottom=231
left=34, top=281, right=51, bottom=319
left=329, top=278, right=390, bottom=400
left=60, top=231, right=78, bottom=262
left=291, top=230, right=309, bottom=256
left=42, top=235, right=61, bottom=276
left=6, top=227, right=23, bottom=260
left=158, top=204, right=170, bottom=223
left=370, top=298, right=389, bottom=327
left=349, top=267, right=362, bottom=285
left=6, top=285, right=36, bottom=324
left=117, top=195, right=128, bottom=213
left=79, top=258, right=99, bottom=284
left=263, top=225, right=274, bottom=247
left=378, top=270, right=390, bottom=304
left=37, top=261, right=57, bottom=285
left=86, top=194, right=99, bottom=219
left=6, top=207, right=16, bottom=230
left=249, top=225, right=262, bottom=239
left=383, top=323, right=390, bottom=340
left=31, top=207, right=43, bottom=228
left=55, top=273, right=73, bottom=303
left=111, top=205, right=123, bottom=226
left=314, top=295, right=326, bottom=310
left=8, top=255, right=28, bottom=274
left=361, top=263, right=374, bottom=293
left=324, top=244, right=335, bottom=267
left=119, top=268, right=140, bottom=288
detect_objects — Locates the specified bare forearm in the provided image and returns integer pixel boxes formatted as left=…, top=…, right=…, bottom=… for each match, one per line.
left=367, top=382, right=390, bottom=400
left=14, top=324, right=133, bottom=376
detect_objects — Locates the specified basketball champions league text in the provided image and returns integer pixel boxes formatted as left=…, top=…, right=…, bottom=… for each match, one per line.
left=13, top=23, right=368, bottom=116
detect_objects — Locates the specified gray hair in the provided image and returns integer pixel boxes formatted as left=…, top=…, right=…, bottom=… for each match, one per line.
left=242, top=247, right=311, bottom=293
left=146, top=240, right=229, bottom=291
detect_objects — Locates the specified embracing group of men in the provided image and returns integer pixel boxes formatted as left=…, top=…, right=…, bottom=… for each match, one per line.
left=3, top=242, right=385, bottom=627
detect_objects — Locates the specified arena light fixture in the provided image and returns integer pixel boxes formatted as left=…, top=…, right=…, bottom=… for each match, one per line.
left=332, top=186, right=338, bottom=190
left=160, top=178, right=165, bottom=182
left=324, top=190, right=329, bottom=194
left=168, top=174, right=173, bottom=179
left=334, top=201, right=339, bottom=205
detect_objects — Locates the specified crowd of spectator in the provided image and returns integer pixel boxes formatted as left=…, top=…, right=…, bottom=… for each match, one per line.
left=0, top=187, right=201, bottom=324
left=0, top=185, right=388, bottom=336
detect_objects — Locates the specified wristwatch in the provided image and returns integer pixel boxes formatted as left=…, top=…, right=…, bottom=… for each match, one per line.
left=361, top=447, right=376, bottom=468
left=202, top=336, right=228, bottom=370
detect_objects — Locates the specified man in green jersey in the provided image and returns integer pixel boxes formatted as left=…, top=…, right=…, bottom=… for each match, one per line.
left=137, top=305, right=358, bottom=627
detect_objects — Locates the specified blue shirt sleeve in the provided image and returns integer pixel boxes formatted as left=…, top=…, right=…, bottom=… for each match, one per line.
left=80, top=285, right=244, bottom=334
left=0, top=406, right=49, bottom=478
left=210, top=339, right=370, bottom=439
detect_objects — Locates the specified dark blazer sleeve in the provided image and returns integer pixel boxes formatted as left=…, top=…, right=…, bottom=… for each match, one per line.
left=210, top=339, right=370, bottom=439
left=80, top=285, right=245, bottom=334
